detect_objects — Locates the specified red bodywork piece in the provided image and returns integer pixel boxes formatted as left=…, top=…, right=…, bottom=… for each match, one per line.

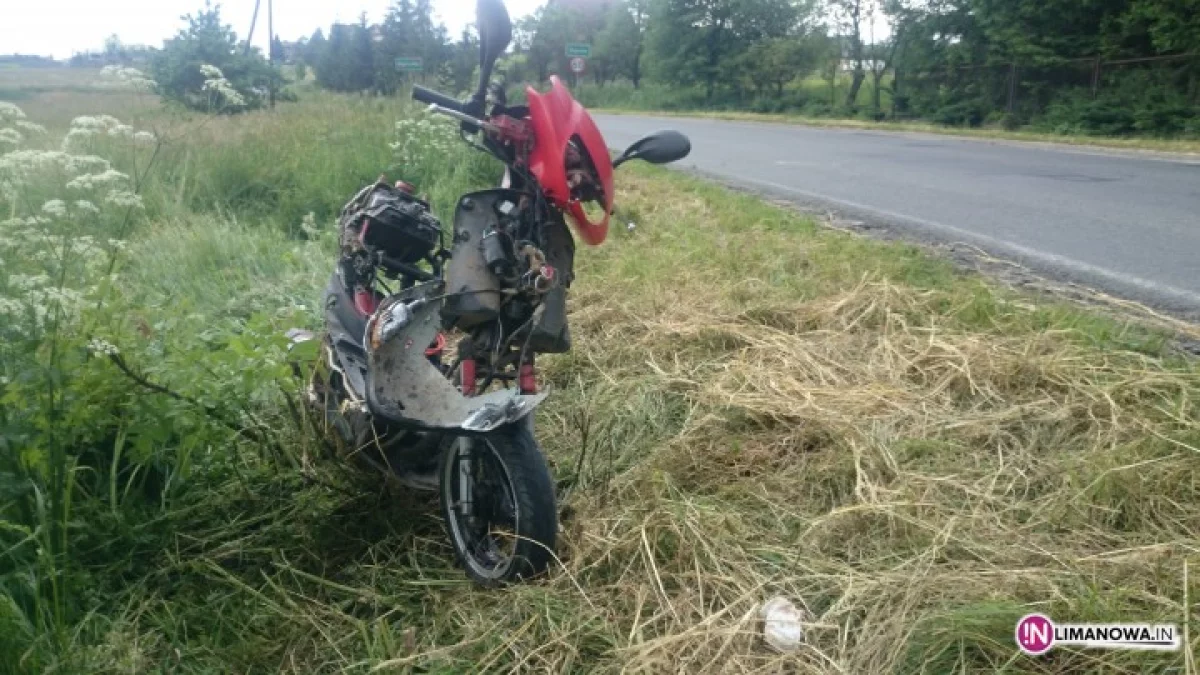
left=525, top=76, right=614, bottom=246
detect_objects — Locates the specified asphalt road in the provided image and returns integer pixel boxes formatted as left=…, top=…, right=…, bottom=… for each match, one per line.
left=594, top=114, right=1200, bottom=316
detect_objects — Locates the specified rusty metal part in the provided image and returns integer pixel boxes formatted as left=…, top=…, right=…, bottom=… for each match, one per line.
left=521, top=244, right=546, bottom=273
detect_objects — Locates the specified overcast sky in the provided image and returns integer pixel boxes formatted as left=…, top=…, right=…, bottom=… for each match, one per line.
left=3, top=0, right=549, bottom=60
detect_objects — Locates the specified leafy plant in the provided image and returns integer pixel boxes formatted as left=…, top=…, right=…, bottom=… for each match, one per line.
left=150, top=3, right=284, bottom=113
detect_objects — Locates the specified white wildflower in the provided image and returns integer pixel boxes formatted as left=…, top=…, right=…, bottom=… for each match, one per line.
left=74, top=200, right=99, bottom=214
left=0, top=128, right=21, bottom=147
left=200, top=65, right=247, bottom=109
left=99, top=65, right=155, bottom=91
left=41, top=286, right=84, bottom=307
left=132, top=130, right=156, bottom=145
left=1, top=149, right=51, bottom=173
left=300, top=212, right=319, bottom=236
left=104, top=189, right=144, bottom=210
left=62, top=128, right=98, bottom=151
left=69, top=236, right=108, bottom=268
left=64, top=154, right=111, bottom=174
left=69, top=115, right=122, bottom=132
left=67, top=168, right=129, bottom=191
left=0, top=297, right=22, bottom=318
left=41, top=199, right=68, bottom=217
left=15, top=120, right=46, bottom=135
left=63, top=115, right=124, bottom=151
left=0, top=283, right=91, bottom=334
left=1, top=150, right=95, bottom=180
left=0, top=102, right=25, bottom=121
left=8, top=273, right=50, bottom=291
left=87, top=338, right=120, bottom=357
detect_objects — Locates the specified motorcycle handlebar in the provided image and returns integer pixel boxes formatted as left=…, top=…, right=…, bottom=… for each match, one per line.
left=412, top=85, right=463, bottom=113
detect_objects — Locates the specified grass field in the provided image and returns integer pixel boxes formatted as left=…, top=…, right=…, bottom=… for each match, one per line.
left=2, top=68, right=1199, bottom=673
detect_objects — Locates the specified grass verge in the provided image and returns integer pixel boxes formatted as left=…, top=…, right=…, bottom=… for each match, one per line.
left=596, top=108, right=1200, bottom=156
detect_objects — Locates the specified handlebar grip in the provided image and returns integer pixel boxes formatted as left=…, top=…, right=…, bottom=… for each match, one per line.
left=412, top=85, right=463, bottom=113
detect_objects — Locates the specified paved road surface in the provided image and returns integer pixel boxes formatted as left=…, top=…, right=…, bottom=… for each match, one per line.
left=594, top=114, right=1200, bottom=316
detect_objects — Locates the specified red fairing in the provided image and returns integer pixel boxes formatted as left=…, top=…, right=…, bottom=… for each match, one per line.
left=526, top=76, right=614, bottom=246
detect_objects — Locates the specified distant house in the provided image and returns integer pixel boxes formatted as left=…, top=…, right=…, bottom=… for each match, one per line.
left=280, top=41, right=304, bottom=64
left=840, top=59, right=886, bottom=72
left=67, top=45, right=153, bottom=69
left=1, top=54, right=62, bottom=68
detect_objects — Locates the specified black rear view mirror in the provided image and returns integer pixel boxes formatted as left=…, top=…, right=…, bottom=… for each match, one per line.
left=476, top=0, right=512, bottom=93
left=613, top=131, right=692, bottom=169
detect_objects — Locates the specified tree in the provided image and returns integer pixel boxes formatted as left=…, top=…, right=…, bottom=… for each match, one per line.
left=527, top=2, right=607, bottom=87
left=594, top=1, right=647, bottom=86
left=829, top=0, right=868, bottom=109
left=374, top=0, right=448, bottom=92
left=861, top=0, right=910, bottom=117
left=150, top=2, right=281, bottom=112
left=524, top=9, right=562, bottom=84
left=316, top=19, right=375, bottom=92
left=739, top=37, right=820, bottom=97
left=103, top=35, right=125, bottom=64
left=648, top=0, right=798, bottom=100
left=305, top=28, right=327, bottom=65
left=440, top=28, right=481, bottom=95
left=1121, top=0, right=1200, bottom=53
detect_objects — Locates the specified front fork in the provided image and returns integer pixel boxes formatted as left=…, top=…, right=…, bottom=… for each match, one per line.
left=456, top=437, right=474, bottom=524
left=454, top=354, right=537, bottom=525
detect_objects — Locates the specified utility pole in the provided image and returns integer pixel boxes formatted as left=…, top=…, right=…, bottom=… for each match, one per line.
left=245, top=0, right=261, bottom=57
left=268, top=0, right=276, bottom=109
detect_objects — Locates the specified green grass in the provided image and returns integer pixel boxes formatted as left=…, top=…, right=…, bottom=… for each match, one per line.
left=596, top=107, right=1200, bottom=155
left=2, top=68, right=1199, bottom=673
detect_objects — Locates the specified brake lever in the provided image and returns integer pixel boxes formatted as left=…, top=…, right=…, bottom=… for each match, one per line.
left=425, top=104, right=498, bottom=134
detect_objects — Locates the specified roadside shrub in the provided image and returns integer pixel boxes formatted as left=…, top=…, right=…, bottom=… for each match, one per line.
left=1132, top=99, right=1195, bottom=135
left=150, top=3, right=284, bottom=113
left=932, top=99, right=987, bottom=127
left=803, top=100, right=835, bottom=117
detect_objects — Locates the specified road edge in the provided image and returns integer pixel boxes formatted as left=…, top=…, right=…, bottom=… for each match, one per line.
left=596, top=109, right=1200, bottom=163
left=670, top=165, right=1200, bottom=353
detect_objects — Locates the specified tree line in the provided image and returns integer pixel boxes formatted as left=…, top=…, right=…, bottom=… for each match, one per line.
left=127, top=0, right=1197, bottom=135
left=295, top=0, right=1197, bottom=136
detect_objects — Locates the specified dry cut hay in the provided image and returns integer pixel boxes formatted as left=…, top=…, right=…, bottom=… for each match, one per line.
left=523, top=272, right=1200, bottom=674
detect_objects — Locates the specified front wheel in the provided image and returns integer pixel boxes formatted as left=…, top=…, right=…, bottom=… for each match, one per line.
left=439, top=423, right=557, bottom=586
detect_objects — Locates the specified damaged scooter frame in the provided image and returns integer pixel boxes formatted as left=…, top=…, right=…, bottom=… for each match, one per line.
left=292, top=0, right=690, bottom=588
left=362, top=281, right=548, bottom=434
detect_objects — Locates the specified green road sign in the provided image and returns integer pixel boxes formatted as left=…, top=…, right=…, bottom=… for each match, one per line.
left=566, top=43, right=591, bottom=58
left=395, top=57, right=423, bottom=72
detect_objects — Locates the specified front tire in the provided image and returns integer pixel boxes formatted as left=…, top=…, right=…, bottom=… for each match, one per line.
left=439, top=423, right=557, bottom=586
